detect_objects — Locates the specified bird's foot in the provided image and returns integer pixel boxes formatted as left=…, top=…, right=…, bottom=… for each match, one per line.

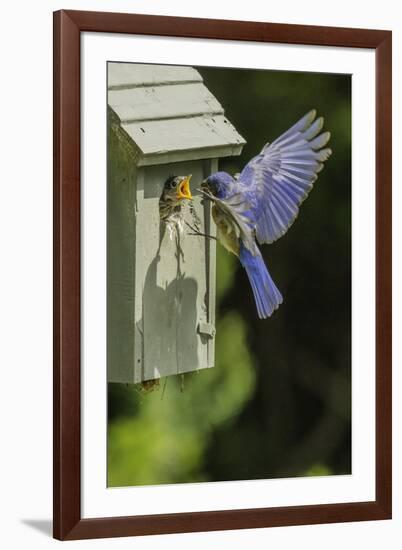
left=184, top=221, right=217, bottom=241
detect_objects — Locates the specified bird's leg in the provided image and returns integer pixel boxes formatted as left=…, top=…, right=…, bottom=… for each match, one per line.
left=184, top=221, right=218, bottom=241
left=187, top=231, right=218, bottom=241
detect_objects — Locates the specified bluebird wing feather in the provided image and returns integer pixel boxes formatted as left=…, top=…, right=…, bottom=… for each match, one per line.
left=238, top=110, right=332, bottom=244
left=200, top=189, right=258, bottom=254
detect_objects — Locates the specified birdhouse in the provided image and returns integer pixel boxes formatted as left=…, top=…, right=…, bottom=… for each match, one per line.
left=107, top=62, right=245, bottom=384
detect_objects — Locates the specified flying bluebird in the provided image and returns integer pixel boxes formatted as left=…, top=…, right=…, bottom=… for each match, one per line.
left=201, top=110, right=332, bottom=319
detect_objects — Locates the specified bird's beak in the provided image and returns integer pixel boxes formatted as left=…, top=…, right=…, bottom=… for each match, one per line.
left=177, top=175, right=192, bottom=200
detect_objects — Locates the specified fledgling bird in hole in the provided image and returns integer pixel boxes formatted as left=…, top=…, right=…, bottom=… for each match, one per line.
left=159, top=175, right=193, bottom=237
left=199, top=110, right=332, bottom=319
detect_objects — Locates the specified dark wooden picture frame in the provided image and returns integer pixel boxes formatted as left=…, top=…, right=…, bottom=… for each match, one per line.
left=53, top=9, right=392, bottom=540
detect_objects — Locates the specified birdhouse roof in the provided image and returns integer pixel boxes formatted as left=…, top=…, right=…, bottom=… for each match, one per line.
left=108, top=62, right=246, bottom=166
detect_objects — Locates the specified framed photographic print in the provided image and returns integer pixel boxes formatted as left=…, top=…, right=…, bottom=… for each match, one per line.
left=53, top=10, right=392, bottom=540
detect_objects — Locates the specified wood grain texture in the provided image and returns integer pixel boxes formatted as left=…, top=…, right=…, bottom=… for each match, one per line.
left=108, top=62, right=245, bottom=164
left=64, top=500, right=390, bottom=540
left=109, top=82, right=223, bottom=123
left=122, top=116, right=245, bottom=160
left=108, top=63, right=202, bottom=90
left=53, top=9, right=392, bottom=540
left=107, top=157, right=217, bottom=384
left=107, top=120, right=138, bottom=384
left=53, top=10, right=81, bottom=540
left=138, top=162, right=213, bottom=382
left=374, top=31, right=392, bottom=517
left=64, top=10, right=390, bottom=48
left=106, top=61, right=243, bottom=383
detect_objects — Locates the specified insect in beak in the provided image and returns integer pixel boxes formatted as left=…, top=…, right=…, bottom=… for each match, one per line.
left=176, top=175, right=192, bottom=200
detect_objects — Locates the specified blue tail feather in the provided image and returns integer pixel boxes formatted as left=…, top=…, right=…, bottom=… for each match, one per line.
left=239, top=243, right=283, bottom=318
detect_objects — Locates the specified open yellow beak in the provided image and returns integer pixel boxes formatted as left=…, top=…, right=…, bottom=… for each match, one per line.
left=177, top=175, right=192, bottom=200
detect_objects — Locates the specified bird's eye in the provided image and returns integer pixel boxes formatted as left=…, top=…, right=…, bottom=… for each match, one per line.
left=206, top=179, right=218, bottom=195
left=164, top=176, right=178, bottom=189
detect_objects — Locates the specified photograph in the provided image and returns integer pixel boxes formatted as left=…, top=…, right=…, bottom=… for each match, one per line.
left=1, top=1, right=395, bottom=545
left=106, top=60, right=352, bottom=488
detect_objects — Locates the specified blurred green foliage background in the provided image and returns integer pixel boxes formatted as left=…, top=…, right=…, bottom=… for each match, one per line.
left=108, top=66, right=351, bottom=487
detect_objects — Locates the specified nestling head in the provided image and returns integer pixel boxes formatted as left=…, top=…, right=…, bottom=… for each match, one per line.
left=202, top=172, right=234, bottom=199
left=161, top=175, right=192, bottom=204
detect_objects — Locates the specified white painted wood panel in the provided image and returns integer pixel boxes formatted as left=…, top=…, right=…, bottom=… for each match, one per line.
left=108, top=63, right=202, bottom=90
left=108, top=82, right=223, bottom=122
left=122, top=115, right=245, bottom=157
left=134, top=162, right=213, bottom=381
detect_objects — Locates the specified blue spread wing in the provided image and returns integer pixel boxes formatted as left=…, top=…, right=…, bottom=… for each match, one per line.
left=238, top=110, right=332, bottom=244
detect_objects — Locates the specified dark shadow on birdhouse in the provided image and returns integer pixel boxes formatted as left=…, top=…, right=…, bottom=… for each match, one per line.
left=138, top=227, right=200, bottom=381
